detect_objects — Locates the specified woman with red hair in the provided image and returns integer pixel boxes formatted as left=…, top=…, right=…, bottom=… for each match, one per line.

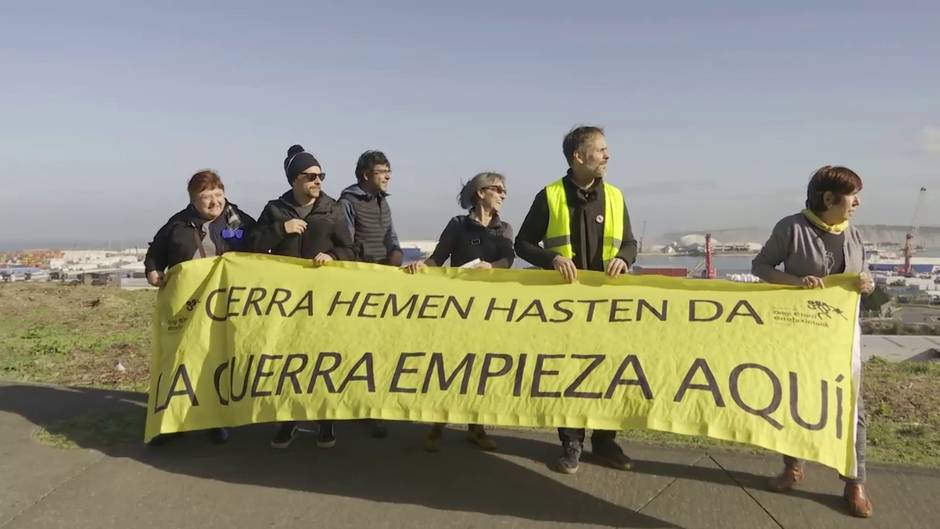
left=144, top=169, right=256, bottom=445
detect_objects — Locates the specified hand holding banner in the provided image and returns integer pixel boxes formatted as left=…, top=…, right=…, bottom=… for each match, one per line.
left=146, top=253, right=861, bottom=476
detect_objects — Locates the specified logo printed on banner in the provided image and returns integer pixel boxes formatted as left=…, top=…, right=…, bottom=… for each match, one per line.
left=807, top=300, right=848, bottom=320
left=770, top=302, right=845, bottom=328
left=166, top=316, right=190, bottom=332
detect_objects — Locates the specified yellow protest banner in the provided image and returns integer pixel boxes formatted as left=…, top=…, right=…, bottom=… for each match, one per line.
left=146, top=253, right=862, bottom=476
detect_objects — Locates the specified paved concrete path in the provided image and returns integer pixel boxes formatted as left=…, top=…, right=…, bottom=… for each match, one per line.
left=860, top=334, right=940, bottom=362
left=1, top=382, right=937, bottom=529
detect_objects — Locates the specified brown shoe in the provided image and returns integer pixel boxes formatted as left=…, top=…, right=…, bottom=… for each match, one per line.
left=424, top=424, right=444, bottom=453
left=767, top=462, right=804, bottom=492
left=844, top=483, right=873, bottom=518
left=466, top=427, right=497, bottom=451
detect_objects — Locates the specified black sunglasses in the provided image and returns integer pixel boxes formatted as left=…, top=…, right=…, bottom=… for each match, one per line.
left=298, top=172, right=325, bottom=182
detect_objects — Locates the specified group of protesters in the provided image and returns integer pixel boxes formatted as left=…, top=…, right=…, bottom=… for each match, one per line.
left=143, top=125, right=875, bottom=518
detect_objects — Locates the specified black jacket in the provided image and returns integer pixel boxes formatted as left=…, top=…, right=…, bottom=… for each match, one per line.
left=515, top=173, right=637, bottom=272
left=427, top=215, right=515, bottom=268
left=144, top=202, right=256, bottom=273
left=250, top=191, right=356, bottom=260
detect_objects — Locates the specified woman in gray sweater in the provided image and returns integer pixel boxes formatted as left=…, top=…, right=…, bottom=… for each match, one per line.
left=751, top=165, right=874, bottom=518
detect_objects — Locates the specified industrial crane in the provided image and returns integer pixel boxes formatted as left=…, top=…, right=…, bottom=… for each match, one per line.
left=900, top=187, right=928, bottom=277
left=703, top=233, right=716, bottom=279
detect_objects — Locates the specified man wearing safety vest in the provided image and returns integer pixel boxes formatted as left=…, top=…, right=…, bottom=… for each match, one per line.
left=515, top=125, right=638, bottom=475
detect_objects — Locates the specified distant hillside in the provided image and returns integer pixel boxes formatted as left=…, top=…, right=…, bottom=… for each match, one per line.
left=656, top=225, right=940, bottom=249
left=858, top=225, right=940, bottom=249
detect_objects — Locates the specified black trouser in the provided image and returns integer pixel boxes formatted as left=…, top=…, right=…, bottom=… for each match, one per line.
left=430, top=423, right=485, bottom=431
left=558, top=428, right=616, bottom=446
left=276, top=420, right=330, bottom=432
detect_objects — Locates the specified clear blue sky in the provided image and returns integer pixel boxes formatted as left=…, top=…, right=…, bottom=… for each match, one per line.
left=1, top=1, right=937, bottom=249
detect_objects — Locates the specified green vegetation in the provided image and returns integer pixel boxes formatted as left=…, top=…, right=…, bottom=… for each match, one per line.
left=860, top=285, right=890, bottom=313
left=617, top=358, right=940, bottom=468
left=862, top=320, right=940, bottom=335
left=863, top=357, right=940, bottom=466
left=3, top=282, right=938, bottom=466
left=0, top=282, right=152, bottom=391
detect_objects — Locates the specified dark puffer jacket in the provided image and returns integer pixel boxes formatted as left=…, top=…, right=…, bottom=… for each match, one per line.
left=249, top=191, right=356, bottom=260
left=339, top=184, right=402, bottom=264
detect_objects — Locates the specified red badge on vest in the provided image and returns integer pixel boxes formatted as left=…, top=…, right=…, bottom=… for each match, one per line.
left=595, top=214, right=604, bottom=224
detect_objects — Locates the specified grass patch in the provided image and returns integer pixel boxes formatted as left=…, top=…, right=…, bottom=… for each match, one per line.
left=615, top=358, right=940, bottom=468
left=863, top=357, right=940, bottom=467
left=0, top=282, right=152, bottom=391
left=32, top=407, right=146, bottom=449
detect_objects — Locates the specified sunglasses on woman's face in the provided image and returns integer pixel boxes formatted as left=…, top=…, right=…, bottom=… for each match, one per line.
left=483, top=185, right=507, bottom=195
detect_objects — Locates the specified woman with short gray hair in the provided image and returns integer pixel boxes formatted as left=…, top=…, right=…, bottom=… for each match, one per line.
left=407, top=172, right=514, bottom=272
left=405, top=171, right=515, bottom=451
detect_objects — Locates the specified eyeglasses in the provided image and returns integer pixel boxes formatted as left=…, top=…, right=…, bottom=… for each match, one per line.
left=482, top=185, right=507, bottom=195
left=298, top=172, right=325, bottom=182
left=369, top=169, right=391, bottom=177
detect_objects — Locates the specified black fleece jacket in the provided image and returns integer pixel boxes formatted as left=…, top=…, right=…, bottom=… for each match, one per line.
left=144, top=202, right=256, bottom=273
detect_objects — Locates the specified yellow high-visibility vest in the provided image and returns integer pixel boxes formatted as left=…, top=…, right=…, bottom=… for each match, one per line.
left=543, top=178, right=624, bottom=267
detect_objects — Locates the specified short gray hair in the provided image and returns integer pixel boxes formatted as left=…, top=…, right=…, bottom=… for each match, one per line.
left=458, top=172, right=505, bottom=210
left=563, top=125, right=605, bottom=165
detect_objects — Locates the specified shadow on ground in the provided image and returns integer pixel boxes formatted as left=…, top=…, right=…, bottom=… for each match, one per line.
left=491, top=431, right=853, bottom=518
left=1, top=383, right=685, bottom=528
